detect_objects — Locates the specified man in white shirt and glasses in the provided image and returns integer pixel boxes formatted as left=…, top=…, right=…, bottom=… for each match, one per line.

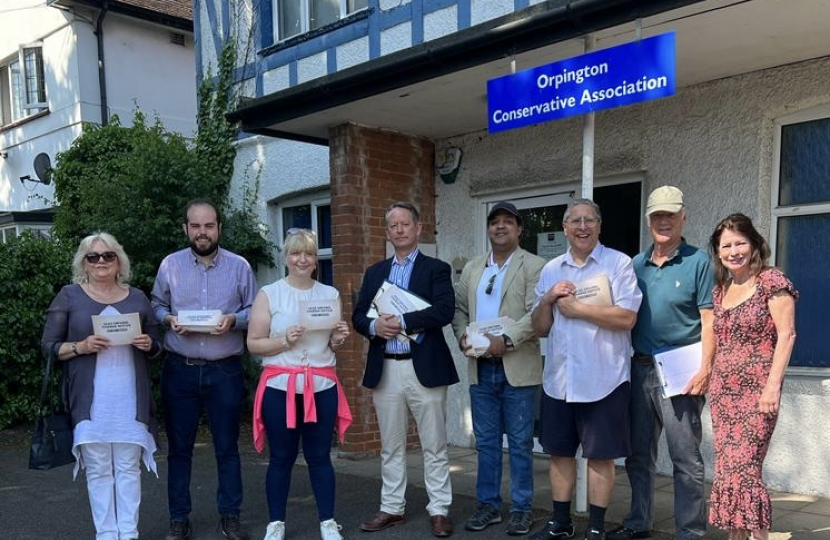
left=530, top=199, right=642, bottom=540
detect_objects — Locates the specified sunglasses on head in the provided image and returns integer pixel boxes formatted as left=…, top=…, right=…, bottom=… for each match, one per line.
left=85, top=251, right=118, bottom=263
left=286, top=227, right=316, bottom=236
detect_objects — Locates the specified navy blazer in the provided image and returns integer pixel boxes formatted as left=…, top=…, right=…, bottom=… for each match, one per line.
left=352, top=251, right=459, bottom=389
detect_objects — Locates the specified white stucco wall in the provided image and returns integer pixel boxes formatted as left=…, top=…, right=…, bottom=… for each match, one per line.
left=424, top=6, right=458, bottom=43
left=297, top=51, right=328, bottom=85
left=0, top=3, right=196, bottom=212
left=103, top=15, right=197, bottom=136
left=380, top=22, right=413, bottom=57
left=0, top=3, right=81, bottom=211
left=337, top=36, right=370, bottom=71
left=470, top=0, right=513, bottom=26
left=262, top=65, right=291, bottom=94
left=380, top=0, right=412, bottom=10
left=435, top=55, right=830, bottom=497
left=229, top=135, right=330, bottom=285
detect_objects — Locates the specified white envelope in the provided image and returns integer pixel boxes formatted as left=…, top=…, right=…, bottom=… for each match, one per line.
left=298, top=299, right=341, bottom=330
left=178, top=310, right=223, bottom=333
left=91, top=313, right=142, bottom=345
left=465, top=316, right=515, bottom=357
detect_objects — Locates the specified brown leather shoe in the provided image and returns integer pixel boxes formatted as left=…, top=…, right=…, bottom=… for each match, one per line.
left=360, top=511, right=406, bottom=532
left=430, top=515, right=454, bottom=537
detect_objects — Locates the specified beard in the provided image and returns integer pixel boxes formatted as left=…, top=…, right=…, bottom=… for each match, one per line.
left=190, top=236, right=219, bottom=257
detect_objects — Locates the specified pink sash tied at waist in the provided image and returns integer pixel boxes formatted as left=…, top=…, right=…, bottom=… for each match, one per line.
left=253, top=364, right=352, bottom=453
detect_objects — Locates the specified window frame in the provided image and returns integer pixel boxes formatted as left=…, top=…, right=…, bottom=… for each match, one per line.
left=0, top=43, right=47, bottom=126
left=20, top=45, right=47, bottom=110
left=273, top=0, right=367, bottom=42
left=0, top=224, right=50, bottom=243
left=770, top=102, right=830, bottom=373
left=272, top=192, right=333, bottom=282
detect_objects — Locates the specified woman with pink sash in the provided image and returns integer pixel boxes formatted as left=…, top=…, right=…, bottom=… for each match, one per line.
left=248, top=229, right=352, bottom=540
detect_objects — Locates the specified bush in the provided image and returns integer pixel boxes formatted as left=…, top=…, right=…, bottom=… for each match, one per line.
left=50, top=112, right=248, bottom=293
left=0, top=233, right=73, bottom=428
left=2, top=40, right=272, bottom=427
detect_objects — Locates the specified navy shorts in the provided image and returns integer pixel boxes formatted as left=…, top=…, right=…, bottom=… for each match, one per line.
left=539, top=382, right=631, bottom=460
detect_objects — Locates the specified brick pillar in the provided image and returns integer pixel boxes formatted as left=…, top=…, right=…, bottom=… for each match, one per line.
left=329, top=123, right=436, bottom=457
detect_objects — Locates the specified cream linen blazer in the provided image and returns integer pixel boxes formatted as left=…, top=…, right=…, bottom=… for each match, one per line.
left=452, top=247, right=546, bottom=387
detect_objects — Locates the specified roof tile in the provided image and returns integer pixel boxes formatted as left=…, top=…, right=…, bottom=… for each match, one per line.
left=114, top=0, right=192, bottom=22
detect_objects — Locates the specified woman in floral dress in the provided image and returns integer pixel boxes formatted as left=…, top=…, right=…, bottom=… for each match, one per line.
left=708, top=214, right=797, bottom=540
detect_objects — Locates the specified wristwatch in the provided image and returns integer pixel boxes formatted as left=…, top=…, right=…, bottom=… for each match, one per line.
left=502, top=335, right=514, bottom=350
left=71, top=342, right=79, bottom=356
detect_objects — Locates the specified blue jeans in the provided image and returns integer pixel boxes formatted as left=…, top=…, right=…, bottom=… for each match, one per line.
left=469, top=361, right=537, bottom=512
left=262, top=386, right=337, bottom=522
left=162, top=354, right=245, bottom=521
left=623, top=361, right=705, bottom=539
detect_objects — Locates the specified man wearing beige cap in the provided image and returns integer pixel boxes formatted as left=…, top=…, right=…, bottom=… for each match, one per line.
left=608, top=186, right=714, bottom=540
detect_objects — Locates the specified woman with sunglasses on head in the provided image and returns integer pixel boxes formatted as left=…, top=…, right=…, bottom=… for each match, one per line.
left=707, top=214, right=797, bottom=540
left=41, top=232, right=163, bottom=540
left=249, top=228, right=352, bottom=540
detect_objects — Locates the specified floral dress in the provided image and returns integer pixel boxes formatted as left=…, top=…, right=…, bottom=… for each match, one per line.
left=709, top=267, right=797, bottom=530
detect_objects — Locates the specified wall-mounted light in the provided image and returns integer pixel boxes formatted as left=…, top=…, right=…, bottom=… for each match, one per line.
left=436, top=147, right=463, bottom=184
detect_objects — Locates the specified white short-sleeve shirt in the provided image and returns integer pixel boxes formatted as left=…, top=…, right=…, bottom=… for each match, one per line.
left=533, top=244, right=642, bottom=403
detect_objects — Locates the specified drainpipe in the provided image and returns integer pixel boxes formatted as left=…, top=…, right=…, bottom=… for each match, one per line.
left=95, top=0, right=109, bottom=126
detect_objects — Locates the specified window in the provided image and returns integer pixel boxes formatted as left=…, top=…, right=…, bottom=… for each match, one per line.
left=0, top=45, right=47, bottom=126
left=275, top=0, right=367, bottom=40
left=278, top=196, right=333, bottom=285
left=1, top=226, right=18, bottom=244
left=772, top=106, right=830, bottom=368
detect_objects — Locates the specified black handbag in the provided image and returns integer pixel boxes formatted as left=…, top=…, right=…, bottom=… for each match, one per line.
left=28, top=343, right=75, bottom=470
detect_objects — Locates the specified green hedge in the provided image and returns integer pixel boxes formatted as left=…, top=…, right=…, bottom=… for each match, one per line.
left=0, top=233, right=73, bottom=428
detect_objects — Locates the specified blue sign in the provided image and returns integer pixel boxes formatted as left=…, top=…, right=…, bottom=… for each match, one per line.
left=487, top=32, right=676, bottom=133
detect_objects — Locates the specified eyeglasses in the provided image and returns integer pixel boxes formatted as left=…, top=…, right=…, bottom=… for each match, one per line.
left=564, top=216, right=600, bottom=228
left=84, top=251, right=118, bottom=263
left=485, top=274, right=497, bottom=295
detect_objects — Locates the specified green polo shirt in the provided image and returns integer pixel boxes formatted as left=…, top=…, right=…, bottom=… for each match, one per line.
left=631, top=240, right=714, bottom=355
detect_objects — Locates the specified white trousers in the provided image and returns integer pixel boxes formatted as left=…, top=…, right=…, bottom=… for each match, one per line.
left=80, top=442, right=142, bottom=540
left=373, top=358, right=452, bottom=517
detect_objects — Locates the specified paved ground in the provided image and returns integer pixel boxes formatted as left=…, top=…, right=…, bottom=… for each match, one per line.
left=2, top=426, right=828, bottom=539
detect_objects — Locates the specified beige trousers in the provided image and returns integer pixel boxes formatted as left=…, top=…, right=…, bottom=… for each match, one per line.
left=372, top=358, right=452, bottom=517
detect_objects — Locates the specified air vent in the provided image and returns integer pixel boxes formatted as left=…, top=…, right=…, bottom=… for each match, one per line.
left=169, top=32, right=186, bottom=46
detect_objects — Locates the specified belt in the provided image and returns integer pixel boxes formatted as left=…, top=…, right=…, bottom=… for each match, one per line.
left=383, top=353, right=412, bottom=360
left=479, top=356, right=503, bottom=365
left=168, top=352, right=238, bottom=366
left=633, top=353, right=653, bottom=365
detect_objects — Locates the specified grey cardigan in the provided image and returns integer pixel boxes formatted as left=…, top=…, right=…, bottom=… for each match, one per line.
left=41, top=284, right=161, bottom=435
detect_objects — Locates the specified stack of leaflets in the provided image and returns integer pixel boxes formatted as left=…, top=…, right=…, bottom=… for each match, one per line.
left=368, top=280, right=431, bottom=343
left=653, top=341, right=702, bottom=398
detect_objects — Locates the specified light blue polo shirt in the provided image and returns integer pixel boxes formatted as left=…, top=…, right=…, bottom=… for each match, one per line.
left=631, top=240, right=714, bottom=355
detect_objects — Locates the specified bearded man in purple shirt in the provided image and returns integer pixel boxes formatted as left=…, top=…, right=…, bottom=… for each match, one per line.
left=151, top=199, right=258, bottom=540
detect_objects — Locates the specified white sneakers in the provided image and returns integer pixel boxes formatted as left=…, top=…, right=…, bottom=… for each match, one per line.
left=320, top=519, right=344, bottom=540
left=263, top=519, right=343, bottom=540
left=263, top=521, right=285, bottom=540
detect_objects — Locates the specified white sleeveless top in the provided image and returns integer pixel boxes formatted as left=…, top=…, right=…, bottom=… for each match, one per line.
left=260, top=279, right=340, bottom=393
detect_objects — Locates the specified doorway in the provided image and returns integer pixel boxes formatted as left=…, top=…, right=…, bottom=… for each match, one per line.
left=484, top=181, right=642, bottom=260
left=482, top=180, right=642, bottom=449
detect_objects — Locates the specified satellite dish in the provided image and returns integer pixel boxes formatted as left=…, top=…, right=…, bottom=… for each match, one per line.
left=33, top=153, right=52, bottom=185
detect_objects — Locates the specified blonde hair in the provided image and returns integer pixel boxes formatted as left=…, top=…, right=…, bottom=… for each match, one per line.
left=283, top=229, right=318, bottom=257
left=71, top=232, right=131, bottom=285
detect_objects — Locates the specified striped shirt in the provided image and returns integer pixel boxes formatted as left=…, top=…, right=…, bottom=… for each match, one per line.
left=151, top=247, right=258, bottom=360
left=370, top=248, right=419, bottom=355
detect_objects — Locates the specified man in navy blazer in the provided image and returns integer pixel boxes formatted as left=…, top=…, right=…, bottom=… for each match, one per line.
left=353, top=202, right=459, bottom=538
